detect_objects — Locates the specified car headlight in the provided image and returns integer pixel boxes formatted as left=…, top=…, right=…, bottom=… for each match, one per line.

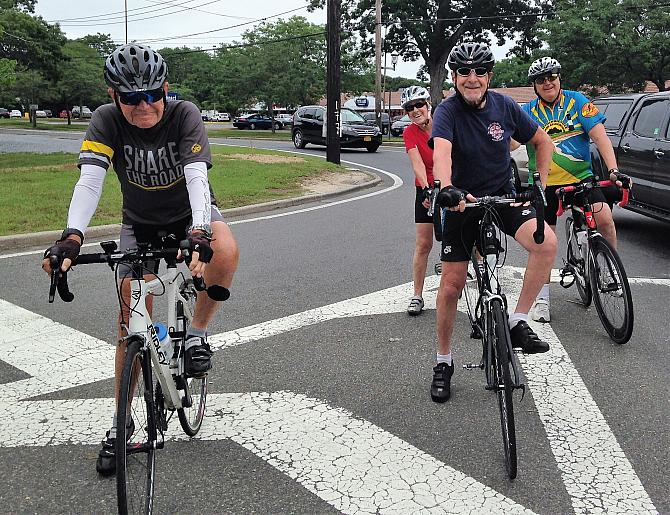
left=342, top=127, right=356, bottom=135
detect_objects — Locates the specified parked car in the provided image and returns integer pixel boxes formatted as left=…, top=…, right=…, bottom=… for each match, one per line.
left=35, top=110, right=47, bottom=118
left=216, top=112, right=230, bottom=122
left=591, top=91, right=670, bottom=223
left=72, top=106, right=92, bottom=119
left=361, top=112, right=391, bottom=134
left=390, top=114, right=412, bottom=137
left=0, top=108, right=9, bottom=118
left=511, top=145, right=529, bottom=191
left=275, top=113, right=293, bottom=126
left=59, top=109, right=71, bottom=119
left=43, top=109, right=53, bottom=118
left=9, top=109, right=22, bottom=118
left=233, top=113, right=283, bottom=130
left=291, top=105, right=382, bottom=152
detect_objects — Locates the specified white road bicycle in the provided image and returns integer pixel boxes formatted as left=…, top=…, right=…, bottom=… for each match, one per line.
left=48, top=238, right=229, bottom=515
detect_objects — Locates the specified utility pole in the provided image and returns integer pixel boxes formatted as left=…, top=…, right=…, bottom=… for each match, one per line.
left=374, top=0, right=382, bottom=132
left=326, top=0, right=341, bottom=164
left=125, top=0, right=128, bottom=44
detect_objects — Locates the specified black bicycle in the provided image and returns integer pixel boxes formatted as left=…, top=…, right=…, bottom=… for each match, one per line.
left=557, top=175, right=634, bottom=344
left=429, top=173, right=546, bottom=479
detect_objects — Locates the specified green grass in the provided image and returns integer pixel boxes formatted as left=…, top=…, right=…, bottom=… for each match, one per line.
left=207, top=127, right=292, bottom=140
left=0, top=146, right=343, bottom=236
left=0, top=118, right=89, bottom=131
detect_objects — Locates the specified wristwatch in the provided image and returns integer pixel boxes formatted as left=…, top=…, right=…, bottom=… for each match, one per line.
left=189, top=225, right=212, bottom=238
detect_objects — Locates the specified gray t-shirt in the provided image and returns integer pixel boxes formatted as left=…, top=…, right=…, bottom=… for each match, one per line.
left=78, top=100, right=213, bottom=225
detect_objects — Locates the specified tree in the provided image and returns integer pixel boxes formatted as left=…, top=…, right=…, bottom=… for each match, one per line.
left=0, top=5, right=66, bottom=81
left=309, top=0, right=539, bottom=107
left=0, top=57, right=16, bottom=94
left=542, top=0, right=670, bottom=93
left=490, top=56, right=533, bottom=88
left=77, top=33, right=117, bottom=57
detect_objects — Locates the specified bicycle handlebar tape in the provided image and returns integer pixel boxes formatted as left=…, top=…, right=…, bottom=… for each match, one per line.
left=531, top=173, right=545, bottom=245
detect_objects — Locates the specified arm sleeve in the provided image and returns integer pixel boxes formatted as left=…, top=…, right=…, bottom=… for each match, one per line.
left=574, top=92, right=606, bottom=133
left=66, top=163, right=106, bottom=234
left=184, top=161, right=211, bottom=229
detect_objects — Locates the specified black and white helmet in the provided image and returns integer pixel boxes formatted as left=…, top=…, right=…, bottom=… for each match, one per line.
left=528, top=57, right=561, bottom=81
left=104, top=44, right=168, bottom=93
left=447, top=43, right=495, bottom=71
left=401, top=86, right=430, bottom=108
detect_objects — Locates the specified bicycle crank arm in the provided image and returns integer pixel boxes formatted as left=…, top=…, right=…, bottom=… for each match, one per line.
left=463, top=362, right=484, bottom=370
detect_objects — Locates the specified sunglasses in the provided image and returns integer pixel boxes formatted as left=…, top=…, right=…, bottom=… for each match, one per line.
left=534, top=73, right=559, bottom=85
left=117, top=88, right=164, bottom=106
left=405, top=100, right=427, bottom=112
left=455, top=67, right=489, bottom=77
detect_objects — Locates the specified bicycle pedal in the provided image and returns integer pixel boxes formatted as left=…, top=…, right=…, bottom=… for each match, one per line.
left=463, top=362, right=482, bottom=370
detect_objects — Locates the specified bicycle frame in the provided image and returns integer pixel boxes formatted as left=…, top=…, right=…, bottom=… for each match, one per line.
left=125, top=262, right=194, bottom=411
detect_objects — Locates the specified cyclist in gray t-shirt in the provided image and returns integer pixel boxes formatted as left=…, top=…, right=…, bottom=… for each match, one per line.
left=42, top=44, right=239, bottom=476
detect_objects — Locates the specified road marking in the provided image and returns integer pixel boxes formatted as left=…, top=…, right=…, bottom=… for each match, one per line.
left=0, top=268, right=661, bottom=513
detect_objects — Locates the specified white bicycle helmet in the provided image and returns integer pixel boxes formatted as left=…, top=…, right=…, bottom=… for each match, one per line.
left=528, top=57, right=561, bottom=81
left=401, top=86, right=430, bottom=108
left=104, top=44, right=168, bottom=93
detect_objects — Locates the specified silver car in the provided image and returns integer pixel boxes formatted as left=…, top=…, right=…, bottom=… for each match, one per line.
left=390, top=114, right=412, bottom=137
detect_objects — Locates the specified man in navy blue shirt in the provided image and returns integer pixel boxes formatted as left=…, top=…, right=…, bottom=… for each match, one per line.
left=428, top=43, right=557, bottom=403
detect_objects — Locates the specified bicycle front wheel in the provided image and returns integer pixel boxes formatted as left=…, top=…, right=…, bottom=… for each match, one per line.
left=176, top=278, right=208, bottom=436
left=489, top=299, right=517, bottom=479
left=565, top=217, right=592, bottom=306
left=116, top=338, right=157, bottom=515
left=588, top=235, right=634, bottom=344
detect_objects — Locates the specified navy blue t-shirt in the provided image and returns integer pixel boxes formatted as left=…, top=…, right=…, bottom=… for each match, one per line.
left=431, top=91, right=539, bottom=197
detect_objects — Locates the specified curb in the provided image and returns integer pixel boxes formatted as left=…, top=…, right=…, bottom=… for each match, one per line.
left=0, top=171, right=381, bottom=253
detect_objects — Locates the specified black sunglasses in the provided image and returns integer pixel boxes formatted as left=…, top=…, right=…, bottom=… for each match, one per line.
left=405, top=100, right=427, bottom=112
left=455, top=67, right=489, bottom=77
left=534, top=73, right=560, bottom=85
left=118, top=88, right=164, bottom=106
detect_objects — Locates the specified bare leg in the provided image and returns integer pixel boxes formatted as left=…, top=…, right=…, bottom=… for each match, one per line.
left=436, top=261, right=468, bottom=355
left=592, top=201, right=617, bottom=248
left=514, top=220, right=558, bottom=314
left=412, top=223, right=434, bottom=296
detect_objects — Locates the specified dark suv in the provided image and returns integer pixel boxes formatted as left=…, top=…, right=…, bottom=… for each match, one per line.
left=292, top=106, right=382, bottom=152
left=592, top=92, right=670, bottom=223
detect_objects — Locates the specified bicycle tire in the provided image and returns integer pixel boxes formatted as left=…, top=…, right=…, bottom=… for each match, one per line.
left=177, top=278, right=208, bottom=436
left=588, top=235, right=634, bottom=344
left=565, top=217, right=592, bottom=306
left=116, top=338, right=157, bottom=515
left=489, top=299, right=517, bottom=479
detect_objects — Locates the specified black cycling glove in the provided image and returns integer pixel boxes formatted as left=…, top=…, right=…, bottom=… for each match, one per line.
left=437, top=185, right=467, bottom=208
left=44, top=238, right=81, bottom=268
left=421, top=186, right=433, bottom=202
left=186, top=231, right=214, bottom=263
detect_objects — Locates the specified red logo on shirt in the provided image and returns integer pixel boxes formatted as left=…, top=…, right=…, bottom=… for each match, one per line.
left=488, top=122, right=504, bottom=142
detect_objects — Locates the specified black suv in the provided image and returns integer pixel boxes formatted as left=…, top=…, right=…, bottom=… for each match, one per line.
left=292, top=106, right=382, bottom=152
left=591, top=92, right=670, bottom=223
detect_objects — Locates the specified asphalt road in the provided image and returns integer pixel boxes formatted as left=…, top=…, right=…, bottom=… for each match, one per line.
left=0, top=130, right=668, bottom=514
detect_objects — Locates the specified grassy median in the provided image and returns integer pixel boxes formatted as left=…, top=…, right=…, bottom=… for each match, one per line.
left=0, top=145, right=343, bottom=236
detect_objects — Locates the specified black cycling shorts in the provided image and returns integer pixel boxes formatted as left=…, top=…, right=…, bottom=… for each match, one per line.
left=118, top=206, right=224, bottom=278
left=544, top=182, right=607, bottom=226
left=415, top=186, right=433, bottom=224
left=440, top=204, right=537, bottom=262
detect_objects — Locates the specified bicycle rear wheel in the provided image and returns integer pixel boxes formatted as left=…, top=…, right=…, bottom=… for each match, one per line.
left=117, top=338, right=157, bottom=515
left=176, top=278, right=208, bottom=436
left=489, top=299, right=517, bottom=479
left=565, top=217, right=592, bottom=306
left=588, top=235, right=634, bottom=344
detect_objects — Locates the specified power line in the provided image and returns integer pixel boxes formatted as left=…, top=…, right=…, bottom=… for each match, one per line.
left=140, top=0, right=254, bottom=21
left=44, top=0, right=217, bottom=23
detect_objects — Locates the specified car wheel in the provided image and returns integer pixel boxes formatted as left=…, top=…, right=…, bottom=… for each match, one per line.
left=366, top=144, right=380, bottom=153
left=274, top=122, right=282, bottom=130
left=250, top=123, right=256, bottom=130
left=293, top=129, right=306, bottom=149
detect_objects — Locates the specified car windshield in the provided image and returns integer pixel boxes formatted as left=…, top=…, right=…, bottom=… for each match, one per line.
left=341, top=108, right=366, bottom=124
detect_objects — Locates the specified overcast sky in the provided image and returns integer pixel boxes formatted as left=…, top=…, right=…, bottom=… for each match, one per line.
left=33, top=1, right=512, bottom=81
left=33, top=0, right=420, bottom=78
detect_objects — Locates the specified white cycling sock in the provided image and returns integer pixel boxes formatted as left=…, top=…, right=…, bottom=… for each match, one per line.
left=508, top=312, right=529, bottom=330
left=436, top=353, right=453, bottom=366
left=186, top=326, right=206, bottom=339
left=536, top=283, right=550, bottom=302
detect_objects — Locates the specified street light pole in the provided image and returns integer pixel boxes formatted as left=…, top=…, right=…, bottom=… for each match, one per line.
left=326, top=0, right=341, bottom=164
